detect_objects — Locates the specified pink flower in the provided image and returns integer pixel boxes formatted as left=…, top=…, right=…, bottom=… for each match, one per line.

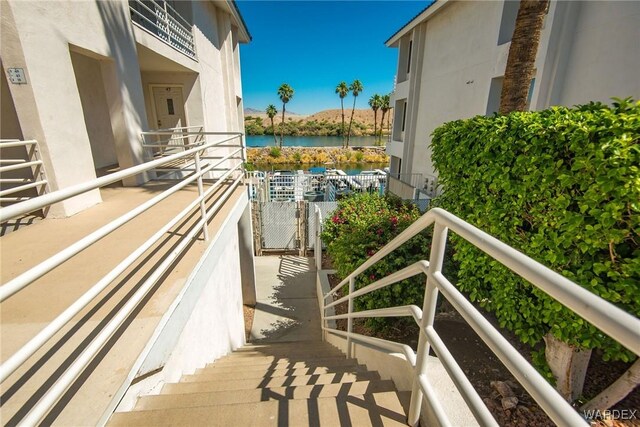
left=376, top=229, right=383, bottom=236
left=369, top=274, right=376, bottom=281
left=367, top=249, right=375, bottom=257
left=390, top=216, right=398, bottom=225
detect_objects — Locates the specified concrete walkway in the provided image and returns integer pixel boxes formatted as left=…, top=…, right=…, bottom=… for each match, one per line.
left=250, top=256, right=321, bottom=343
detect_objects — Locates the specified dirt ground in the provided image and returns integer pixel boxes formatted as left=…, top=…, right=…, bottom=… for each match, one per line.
left=327, top=273, right=639, bottom=427
left=243, top=304, right=255, bottom=341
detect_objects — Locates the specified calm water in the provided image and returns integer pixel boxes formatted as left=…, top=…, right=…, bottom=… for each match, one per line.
left=251, top=163, right=389, bottom=175
left=246, top=135, right=379, bottom=147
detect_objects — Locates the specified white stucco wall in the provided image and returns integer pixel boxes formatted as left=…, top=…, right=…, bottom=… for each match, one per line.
left=551, top=1, right=640, bottom=106
left=70, top=51, right=119, bottom=169
left=390, top=1, right=639, bottom=182
left=1, top=0, right=151, bottom=215
left=2, top=0, right=247, bottom=216
left=408, top=1, right=503, bottom=179
left=111, top=194, right=251, bottom=416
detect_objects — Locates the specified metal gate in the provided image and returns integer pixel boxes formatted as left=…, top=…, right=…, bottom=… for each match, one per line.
left=258, top=201, right=300, bottom=250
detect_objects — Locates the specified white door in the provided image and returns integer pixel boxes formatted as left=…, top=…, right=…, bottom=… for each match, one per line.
left=152, top=86, right=186, bottom=130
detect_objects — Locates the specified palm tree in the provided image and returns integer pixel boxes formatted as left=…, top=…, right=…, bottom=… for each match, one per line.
left=265, top=104, right=278, bottom=146
left=346, top=79, right=363, bottom=147
left=277, top=84, right=294, bottom=147
left=379, top=94, right=391, bottom=143
left=499, top=0, right=549, bottom=113
left=335, top=82, right=350, bottom=146
left=368, top=94, right=382, bottom=142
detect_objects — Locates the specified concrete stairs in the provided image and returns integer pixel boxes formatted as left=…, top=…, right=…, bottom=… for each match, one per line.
left=109, top=341, right=410, bottom=426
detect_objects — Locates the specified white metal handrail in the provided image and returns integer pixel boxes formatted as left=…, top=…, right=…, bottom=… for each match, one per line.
left=141, top=126, right=206, bottom=150
left=0, top=131, right=244, bottom=426
left=314, top=204, right=323, bottom=268
left=388, top=172, right=424, bottom=189
left=318, top=207, right=640, bottom=426
left=0, top=139, right=49, bottom=207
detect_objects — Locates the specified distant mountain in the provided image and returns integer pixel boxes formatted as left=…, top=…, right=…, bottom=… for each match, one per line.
left=244, top=107, right=302, bottom=116
left=245, top=108, right=393, bottom=133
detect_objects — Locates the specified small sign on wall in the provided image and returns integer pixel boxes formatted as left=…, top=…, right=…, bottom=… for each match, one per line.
left=7, top=68, right=27, bottom=85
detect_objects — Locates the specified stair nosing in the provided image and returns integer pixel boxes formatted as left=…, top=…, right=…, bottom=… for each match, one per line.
left=126, top=390, right=404, bottom=415
left=133, top=379, right=399, bottom=410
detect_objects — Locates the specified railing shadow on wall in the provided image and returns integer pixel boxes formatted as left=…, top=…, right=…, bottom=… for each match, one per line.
left=0, top=131, right=244, bottom=425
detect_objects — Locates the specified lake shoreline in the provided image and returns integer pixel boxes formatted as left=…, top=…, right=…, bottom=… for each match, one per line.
left=246, top=134, right=383, bottom=148
left=246, top=146, right=389, bottom=167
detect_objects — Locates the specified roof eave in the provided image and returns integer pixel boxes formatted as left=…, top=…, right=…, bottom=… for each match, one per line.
left=385, top=0, right=450, bottom=47
left=225, top=0, right=252, bottom=43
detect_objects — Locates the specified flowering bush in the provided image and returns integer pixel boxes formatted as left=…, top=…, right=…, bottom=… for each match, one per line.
left=322, top=193, right=433, bottom=329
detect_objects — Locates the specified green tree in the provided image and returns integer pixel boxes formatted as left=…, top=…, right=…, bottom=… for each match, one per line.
left=368, top=94, right=382, bottom=141
left=277, top=83, right=294, bottom=147
left=335, top=82, right=350, bottom=146
left=265, top=104, right=278, bottom=146
left=346, top=79, right=363, bottom=147
left=499, top=0, right=549, bottom=113
left=379, top=94, right=391, bottom=143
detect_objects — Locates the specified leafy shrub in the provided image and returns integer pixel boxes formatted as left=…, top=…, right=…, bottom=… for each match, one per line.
left=293, top=151, right=302, bottom=163
left=269, top=146, right=281, bottom=158
left=321, top=193, right=432, bottom=329
left=431, top=98, right=640, bottom=362
left=354, top=151, right=364, bottom=162
left=244, top=120, right=264, bottom=135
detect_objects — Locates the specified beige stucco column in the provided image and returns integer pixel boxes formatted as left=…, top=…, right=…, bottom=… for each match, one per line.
left=1, top=1, right=101, bottom=217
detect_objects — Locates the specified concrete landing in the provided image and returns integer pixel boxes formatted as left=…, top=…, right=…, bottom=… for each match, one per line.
left=250, top=256, right=321, bottom=342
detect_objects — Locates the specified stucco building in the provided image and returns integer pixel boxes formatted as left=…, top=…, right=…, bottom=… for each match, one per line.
left=385, top=0, right=640, bottom=198
left=0, top=2, right=258, bottom=424
left=1, top=0, right=249, bottom=216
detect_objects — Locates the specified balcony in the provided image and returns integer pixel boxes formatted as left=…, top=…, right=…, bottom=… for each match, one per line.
left=129, top=0, right=196, bottom=59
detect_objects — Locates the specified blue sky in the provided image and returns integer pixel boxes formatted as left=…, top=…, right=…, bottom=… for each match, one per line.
left=236, top=1, right=429, bottom=115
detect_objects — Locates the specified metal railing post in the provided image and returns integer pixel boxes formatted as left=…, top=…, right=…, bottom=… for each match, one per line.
left=346, top=276, right=355, bottom=358
left=408, top=222, right=448, bottom=426
left=194, top=150, right=209, bottom=241
left=315, top=205, right=322, bottom=270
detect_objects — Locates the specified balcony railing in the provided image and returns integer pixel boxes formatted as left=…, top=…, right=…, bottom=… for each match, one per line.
left=0, top=139, right=49, bottom=207
left=129, top=0, right=196, bottom=59
left=0, top=131, right=244, bottom=425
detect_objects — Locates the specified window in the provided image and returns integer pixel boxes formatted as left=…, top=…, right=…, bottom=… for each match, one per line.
left=407, top=40, right=413, bottom=74
left=497, top=0, right=520, bottom=45
left=401, top=101, right=408, bottom=132
left=486, top=77, right=504, bottom=115
left=167, top=98, right=175, bottom=115
left=485, top=76, right=534, bottom=114
left=525, top=78, right=536, bottom=110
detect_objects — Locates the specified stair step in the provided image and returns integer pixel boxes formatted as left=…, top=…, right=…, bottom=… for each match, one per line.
left=222, top=349, right=343, bottom=359
left=206, top=356, right=358, bottom=369
left=119, top=391, right=407, bottom=426
left=240, top=340, right=328, bottom=348
left=139, top=380, right=397, bottom=408
left=190, top=364, right=368, bottom=381
left=171, top=371, right=380, bottom=392
left=214, top=354, right=347, bottom=365
left=238, top=341, right=334, bottom=351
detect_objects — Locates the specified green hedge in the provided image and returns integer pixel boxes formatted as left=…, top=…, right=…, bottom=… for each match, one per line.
left=321, top=193, right=432, bottom=328
left=431, top=98, right=640, bottom=362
